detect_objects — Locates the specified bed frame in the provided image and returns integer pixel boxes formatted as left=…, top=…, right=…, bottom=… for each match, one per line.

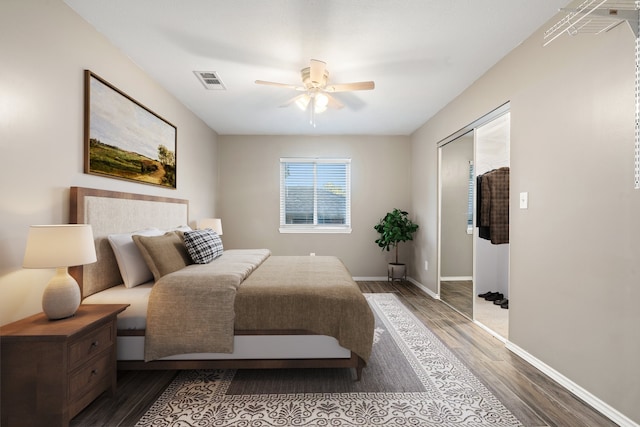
left=69, top=187, right=364, bottom=378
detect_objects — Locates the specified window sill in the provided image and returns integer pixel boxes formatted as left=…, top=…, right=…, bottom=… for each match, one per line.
left=279, top=227, right=352, bottom=234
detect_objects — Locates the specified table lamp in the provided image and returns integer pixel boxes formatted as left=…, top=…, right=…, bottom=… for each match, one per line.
left=23, top=224, right=97, bottom=320
left=197, top=218, right=223, bottom=235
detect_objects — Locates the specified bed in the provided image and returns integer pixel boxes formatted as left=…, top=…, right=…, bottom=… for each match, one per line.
left=69, top=187, right=374, bottom=379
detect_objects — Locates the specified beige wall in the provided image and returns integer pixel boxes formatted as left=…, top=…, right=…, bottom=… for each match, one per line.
left=0, top=0, right=219, bottom=325
left=217, top=135, right=412, bottom=277
left=411, top=14, right=640, bottom=424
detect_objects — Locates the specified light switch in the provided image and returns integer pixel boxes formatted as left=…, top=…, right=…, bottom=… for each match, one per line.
left=519, top=192, right=528, bottom=209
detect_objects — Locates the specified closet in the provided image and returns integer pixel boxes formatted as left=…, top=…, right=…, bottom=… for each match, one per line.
left=438, top=105, right=510, bottom=339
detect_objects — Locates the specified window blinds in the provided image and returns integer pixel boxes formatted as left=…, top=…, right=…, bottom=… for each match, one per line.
left=279, top=158, right=351, bottom=233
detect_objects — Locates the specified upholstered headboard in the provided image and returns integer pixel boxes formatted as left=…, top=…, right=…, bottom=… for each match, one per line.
left=69, top=187, right=189, bottom=298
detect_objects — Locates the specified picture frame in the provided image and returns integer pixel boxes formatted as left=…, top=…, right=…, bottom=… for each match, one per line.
left=84, top=70, right=177, bottom=189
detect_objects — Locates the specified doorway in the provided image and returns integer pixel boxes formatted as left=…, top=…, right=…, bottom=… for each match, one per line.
left=438, top=105, right=510, bottom=339
left=473, top=113, right=510, bottom=338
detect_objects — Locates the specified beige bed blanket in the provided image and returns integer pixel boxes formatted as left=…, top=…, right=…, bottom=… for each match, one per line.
left=235, top=256, right=375, bottom=363
left=145, top=252, right=374, bottom=364
left=144, top=249, right=270, bottom=361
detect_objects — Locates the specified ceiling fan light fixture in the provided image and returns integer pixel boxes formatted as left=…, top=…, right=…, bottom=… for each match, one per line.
left=295, top=93, right=328, bottom=114
left=314, top=93, right=329, bottom=113
left=295, top=95, right=310, bottom=111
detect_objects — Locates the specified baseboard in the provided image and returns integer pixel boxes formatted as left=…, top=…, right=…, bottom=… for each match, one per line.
left=353, top=276, right=388, bottom=281
left=353, top=277, right=440, bottom=300
left=407, top=277, right=439, bottom=299
left=474, top=320, right=507, bottom=343
left=440, top=276, right=473, bottom=281
left=505, top=341, right=639, bottom=427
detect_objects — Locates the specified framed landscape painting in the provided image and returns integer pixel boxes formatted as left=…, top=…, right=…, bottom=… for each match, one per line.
left=84, top=70, right=177, bottom=188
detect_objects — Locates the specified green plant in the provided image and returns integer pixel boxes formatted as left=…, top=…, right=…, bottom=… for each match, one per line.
left=374, top=208, right=419, bottom=264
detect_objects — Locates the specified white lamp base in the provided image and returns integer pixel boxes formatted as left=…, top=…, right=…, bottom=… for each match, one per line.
left=42, top=267, right=81, bottom=320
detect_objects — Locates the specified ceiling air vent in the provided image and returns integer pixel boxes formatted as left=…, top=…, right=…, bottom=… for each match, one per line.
left=194, top=71, right=226, bottom=90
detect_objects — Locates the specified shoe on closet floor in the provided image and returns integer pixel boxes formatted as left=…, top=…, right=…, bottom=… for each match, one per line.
left=493, top=298, right=508, bottom=305
left=485, top=293, right=504, bottom=301
left=480, top=291, right=499, bottom=299
left=500, top=300, right=509, bottom=309
left=478, top=291, right=494, bottom=298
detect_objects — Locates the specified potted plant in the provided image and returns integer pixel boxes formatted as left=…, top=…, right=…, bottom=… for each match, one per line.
left=374, top=208, right=419, bottom=281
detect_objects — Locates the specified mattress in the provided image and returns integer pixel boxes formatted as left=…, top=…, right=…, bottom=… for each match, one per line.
left=82, top=283, right=152, bottom=330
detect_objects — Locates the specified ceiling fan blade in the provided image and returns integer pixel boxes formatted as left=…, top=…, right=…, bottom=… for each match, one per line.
left=279, top=94, right=308, bottom=108
left=309, top=59, right=327, bottom=87
left=255, top=80, right=305, bottom=91
left=325, top=93, right=344, bottom=109
left=325, top=81, right=375, bottom=92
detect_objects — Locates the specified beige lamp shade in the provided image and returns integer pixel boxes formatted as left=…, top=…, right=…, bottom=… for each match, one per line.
left=23, top=224, right=97, bottom=268
left=23, top=224, right=97, bottom=320
left=198, top=218, right=223, bottom=235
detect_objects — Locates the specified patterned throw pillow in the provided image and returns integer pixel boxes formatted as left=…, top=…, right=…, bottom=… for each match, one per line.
left=182, top=229, right=224, bottom=264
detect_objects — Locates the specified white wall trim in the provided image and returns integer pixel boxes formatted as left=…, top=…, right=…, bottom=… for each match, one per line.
left=353, top=276, right=388, bottom=281
left=474, top=320, right=508, bottom=343
left=407, top=277, right=439, bottom=299
left=506, top=342, right=639, bottom=427
left=353, top=277, right=440, bottom=300
left=440, top=276, right=473, bottom=281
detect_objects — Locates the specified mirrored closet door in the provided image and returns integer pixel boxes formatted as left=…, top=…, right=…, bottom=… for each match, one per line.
left=438, top=105, right=510, bottom=339
left=439, top=131, right=474, bottom=319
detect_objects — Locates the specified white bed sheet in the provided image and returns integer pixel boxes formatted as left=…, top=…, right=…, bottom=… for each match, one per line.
left=82, top=283, right=152, bottom=330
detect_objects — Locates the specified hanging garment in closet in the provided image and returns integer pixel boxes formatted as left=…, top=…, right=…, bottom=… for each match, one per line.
left=477, top=167, right=509, bottom=244
left=476, top=174, right=491, bottom=240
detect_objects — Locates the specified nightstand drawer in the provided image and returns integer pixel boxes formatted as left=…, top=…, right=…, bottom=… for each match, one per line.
left=68, top=351, right=111, bottom=405
left=68, top=322, right=113, bottom=369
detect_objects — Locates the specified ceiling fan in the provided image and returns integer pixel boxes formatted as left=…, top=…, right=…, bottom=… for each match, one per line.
left=255, top=59, right=375, bottom=126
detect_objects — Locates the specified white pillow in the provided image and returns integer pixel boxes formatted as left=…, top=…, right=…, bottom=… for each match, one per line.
left=108, top=228, right=164, bottom=288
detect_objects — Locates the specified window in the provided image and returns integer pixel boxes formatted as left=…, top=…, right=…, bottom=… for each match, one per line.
left=279, top=158, right=351, bottom=233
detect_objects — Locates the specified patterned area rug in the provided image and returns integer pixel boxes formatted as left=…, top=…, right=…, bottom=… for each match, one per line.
left=136, top=294, right=522, bottom=426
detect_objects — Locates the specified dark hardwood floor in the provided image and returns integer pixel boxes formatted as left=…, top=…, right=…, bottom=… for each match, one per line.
left=439, top=279, right=473, bottom=319
left=71, top=281, right=616, bottom=426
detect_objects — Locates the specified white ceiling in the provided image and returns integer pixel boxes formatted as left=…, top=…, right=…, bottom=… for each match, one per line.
left=63, top=0, right=570, bottom=136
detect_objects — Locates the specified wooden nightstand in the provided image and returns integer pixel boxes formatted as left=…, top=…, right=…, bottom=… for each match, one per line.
left=1, top=304, right=129, bottom=427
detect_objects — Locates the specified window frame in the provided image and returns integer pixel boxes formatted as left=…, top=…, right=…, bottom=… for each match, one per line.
left=279, top=157, right=352, bottom=234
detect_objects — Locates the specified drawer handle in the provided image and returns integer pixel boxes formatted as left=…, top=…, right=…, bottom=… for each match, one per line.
left=91, top=369, right=99, bottom=376
left=90, top=340, right=99, bottom=349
